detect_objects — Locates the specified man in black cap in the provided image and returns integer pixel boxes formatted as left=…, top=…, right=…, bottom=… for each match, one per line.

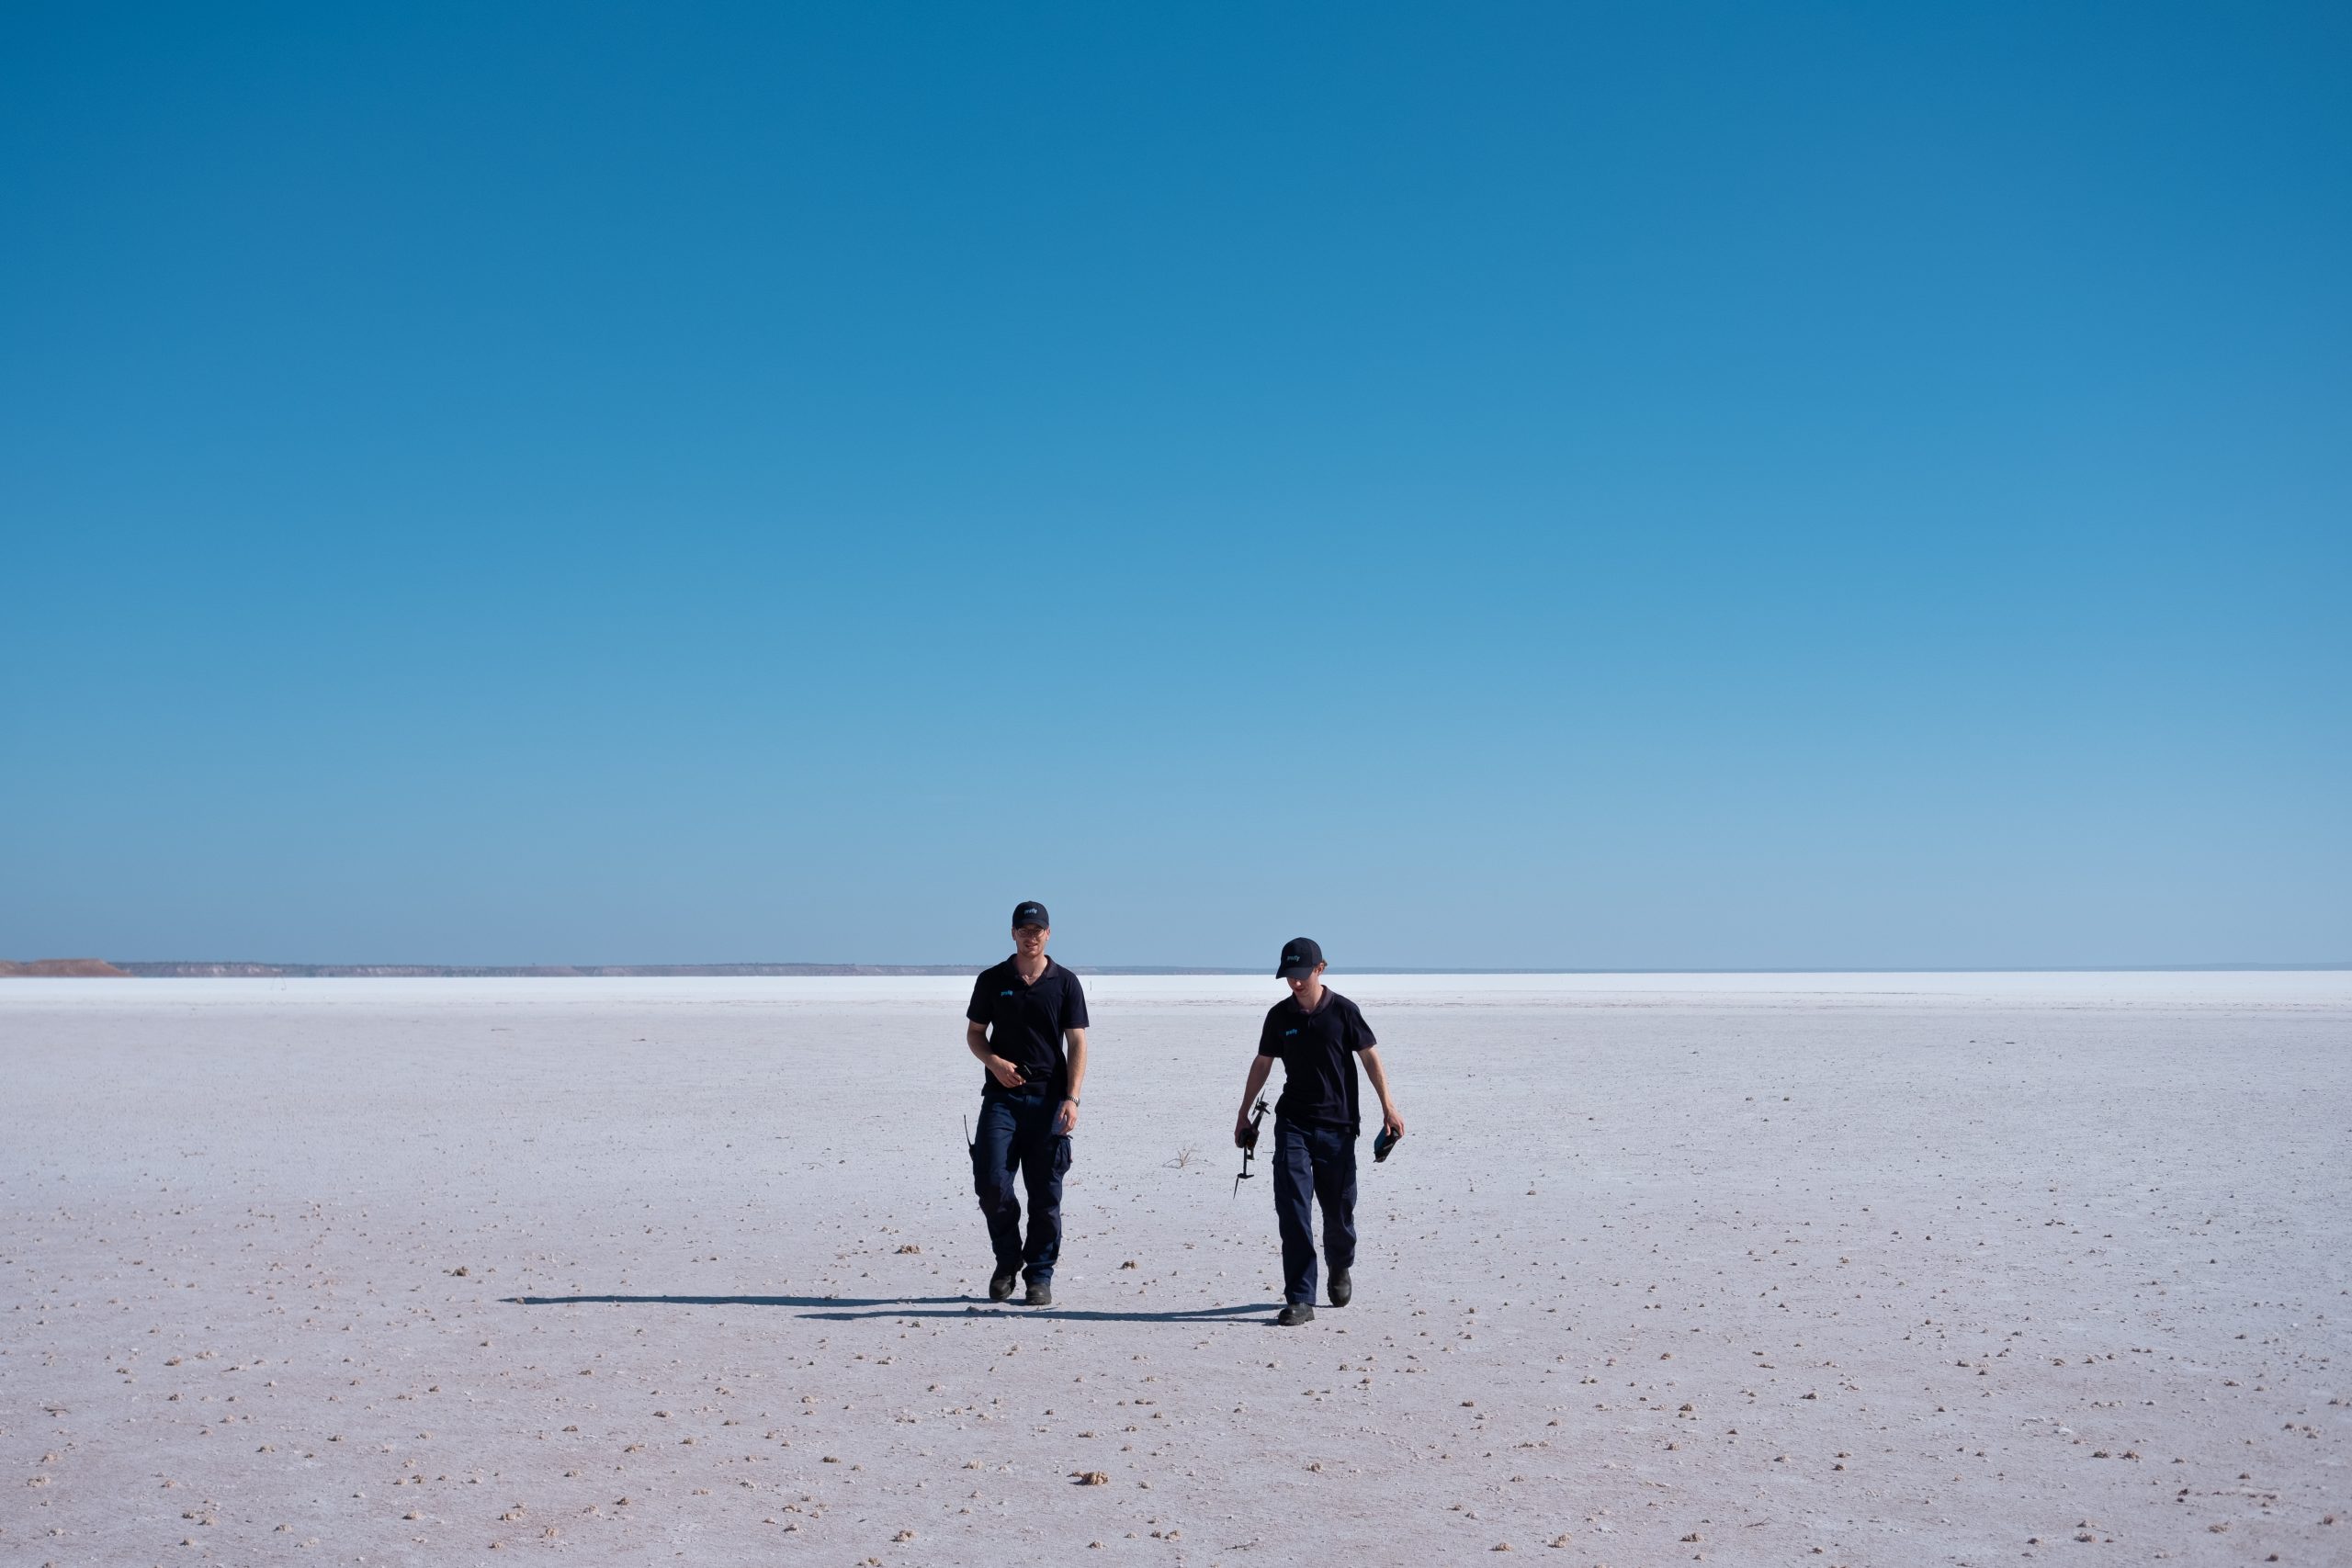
left=1233, top=937, right=1404, bottom=1325
left=965, top=900, right=1089, bottom=1306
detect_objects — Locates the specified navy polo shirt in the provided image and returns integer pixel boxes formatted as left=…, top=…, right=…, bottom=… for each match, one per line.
left=967, top=956, right=1090, bottom=1096
left=1257, top=988, right=1377, bottom=1132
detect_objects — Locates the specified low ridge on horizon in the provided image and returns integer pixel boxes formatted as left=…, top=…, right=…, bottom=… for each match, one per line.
left=6, top=957, right=2345, bottom=978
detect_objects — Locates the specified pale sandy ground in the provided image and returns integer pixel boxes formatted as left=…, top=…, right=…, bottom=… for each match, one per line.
left=2, top=973, right=2346, bottom=1568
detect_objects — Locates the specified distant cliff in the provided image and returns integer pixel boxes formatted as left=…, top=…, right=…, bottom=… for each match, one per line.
left=104, top=961, right=1249, bottom=977
left=0, top=957, right=130, bottom=977
left=113, top=961, right=982, bottom=977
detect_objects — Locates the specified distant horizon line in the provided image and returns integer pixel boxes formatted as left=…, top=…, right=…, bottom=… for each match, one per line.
left=7, top=957, right=2346, bottom=978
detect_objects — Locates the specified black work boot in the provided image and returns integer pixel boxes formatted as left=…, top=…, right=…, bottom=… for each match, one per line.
left=989, top=1266, right=1019, bottom=1303
left=1024, top=1278, right=1053, bottom=1307
left=1277, top=1303, right=1316, bottom=1326
left=1328, top=1267, right=1351, bottom=1307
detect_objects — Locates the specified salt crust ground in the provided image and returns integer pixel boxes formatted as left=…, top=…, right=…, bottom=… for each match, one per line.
left=2, top=973, right=2346, bottom=1568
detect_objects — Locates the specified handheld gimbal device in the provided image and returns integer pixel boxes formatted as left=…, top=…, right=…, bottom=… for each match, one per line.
left=1232, top=1096, right=1271, bottom=1196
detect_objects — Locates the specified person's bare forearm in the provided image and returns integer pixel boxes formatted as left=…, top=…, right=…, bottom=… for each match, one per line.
left=1058, top=1029, right=1081, bottom=1128
left=968, top=1022, right=1024, bottom=1090
left=1361, top=1046, right=1404, bottom=1133
left=1235, top=1055, right=1273, bottom=1138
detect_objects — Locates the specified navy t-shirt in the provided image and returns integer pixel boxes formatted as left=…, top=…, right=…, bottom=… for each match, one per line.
left=1257, top=988, right=1377, bottom=1132
left=967, top=957, right=1090, bottom=1096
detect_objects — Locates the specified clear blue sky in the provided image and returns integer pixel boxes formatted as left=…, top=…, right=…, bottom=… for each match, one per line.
left=4, top=3, right=2346, bottom=969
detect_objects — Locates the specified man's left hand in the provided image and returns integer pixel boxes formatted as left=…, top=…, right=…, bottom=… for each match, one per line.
left=1056, top=1099, right=1080, bottom=1135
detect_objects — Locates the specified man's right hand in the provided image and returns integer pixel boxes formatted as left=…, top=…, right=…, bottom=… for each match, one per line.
left=986, top=1055, right=1026, bottom=1089
left=1234, top=1113, right=1258, bottom=1149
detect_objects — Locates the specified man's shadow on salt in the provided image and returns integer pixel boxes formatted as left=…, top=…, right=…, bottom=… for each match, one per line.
left=507, top=1292, right=1281, bottom=1325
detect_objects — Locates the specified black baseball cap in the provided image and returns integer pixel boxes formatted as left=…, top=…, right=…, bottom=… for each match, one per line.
left=1012, top=900, right=1050, bottom=930
left=1275, top=937, right=1323, bottom=978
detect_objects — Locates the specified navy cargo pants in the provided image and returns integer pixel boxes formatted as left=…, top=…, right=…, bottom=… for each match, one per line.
left=1272, top=1117, right=1357, bottom=1307
left=971, top=1087, right=1070, bottom=1284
